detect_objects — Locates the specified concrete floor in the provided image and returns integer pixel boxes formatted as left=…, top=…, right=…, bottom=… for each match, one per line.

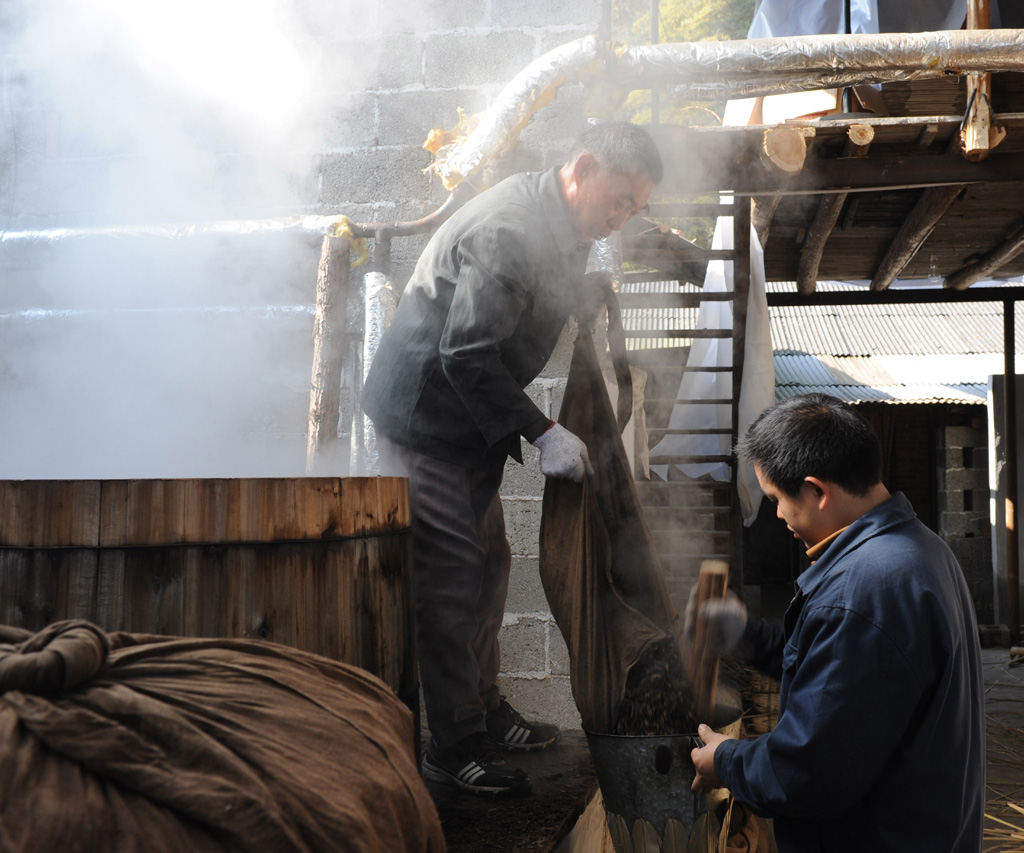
left=423, top=648, right=1024, bottom=852
left=982, top=646, right=1024, bottom=852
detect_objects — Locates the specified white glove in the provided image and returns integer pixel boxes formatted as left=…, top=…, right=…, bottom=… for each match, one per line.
left=684, top=587, right=748, bottom=655
left=531, top=423, right=594, bottom=483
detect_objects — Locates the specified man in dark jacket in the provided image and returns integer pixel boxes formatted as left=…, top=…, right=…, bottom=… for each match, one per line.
left=690, top=393, right=985, bottom=851
left=362, top=121, right=662, bottom=795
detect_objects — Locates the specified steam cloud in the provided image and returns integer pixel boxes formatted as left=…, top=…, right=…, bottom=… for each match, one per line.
left=0, top=0, right=385, bottom=479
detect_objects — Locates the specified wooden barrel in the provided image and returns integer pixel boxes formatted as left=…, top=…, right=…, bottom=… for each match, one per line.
left=0, top=477, right=416, bottom=713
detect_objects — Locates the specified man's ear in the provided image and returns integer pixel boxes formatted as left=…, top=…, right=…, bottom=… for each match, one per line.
left=804, top=476, right=831, bottom=509
left=572, top=152, right=598, bottom=185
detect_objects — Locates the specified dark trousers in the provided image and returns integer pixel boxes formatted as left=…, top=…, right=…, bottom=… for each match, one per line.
left=378, top=435, right=511, bottom=749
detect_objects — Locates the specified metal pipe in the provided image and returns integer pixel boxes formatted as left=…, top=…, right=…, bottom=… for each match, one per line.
left=350, top=182, right=476, bottom=240
left=616, top=29, right=1024, bottom=100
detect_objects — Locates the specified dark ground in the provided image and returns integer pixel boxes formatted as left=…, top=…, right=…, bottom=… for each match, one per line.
left=423, top=650, right=1024, bottom=852
left=421, top=730, right=599, bottom=853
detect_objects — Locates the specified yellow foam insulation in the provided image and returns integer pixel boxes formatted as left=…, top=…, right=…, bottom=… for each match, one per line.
left=329, top=216, right=370, bottom=268
left=422, top=107, right=482, bottom=156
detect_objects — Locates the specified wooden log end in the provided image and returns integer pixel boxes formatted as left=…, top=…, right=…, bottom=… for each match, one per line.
left=762, top=126, right=808, bottom=174
left=846, top=123, right=875, bottom=147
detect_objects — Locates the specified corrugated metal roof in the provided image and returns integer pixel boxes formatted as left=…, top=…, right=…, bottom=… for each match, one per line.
left=769, top=282, right=1009, bottom=404
left=622, top=279, right=1010, bottom=405
left=767, top=281, right=1022, bottom=356
left=774, top=354, right=990, bottom=405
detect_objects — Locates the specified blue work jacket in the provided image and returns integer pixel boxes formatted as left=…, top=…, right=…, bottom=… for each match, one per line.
left=717, top=492, right=985, bottom=852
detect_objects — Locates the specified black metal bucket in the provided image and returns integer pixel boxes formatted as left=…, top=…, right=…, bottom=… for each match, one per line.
left=585, top=702, right=743, bottom=851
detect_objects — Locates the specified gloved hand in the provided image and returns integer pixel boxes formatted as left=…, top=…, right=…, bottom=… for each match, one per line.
left=531, top=423, right=594, bottom=483
left=683, top=587, right=748, bottom=655
left=576, top=271, right=614, bottom=329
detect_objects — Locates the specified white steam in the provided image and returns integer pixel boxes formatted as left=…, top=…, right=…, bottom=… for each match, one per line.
left=0, top=0, right=378, bottom=479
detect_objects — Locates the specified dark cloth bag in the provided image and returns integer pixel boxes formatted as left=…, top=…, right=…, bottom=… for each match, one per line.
left=0, top=620, right=445, bottom=853
left=539, top=297, right=692, bottom=735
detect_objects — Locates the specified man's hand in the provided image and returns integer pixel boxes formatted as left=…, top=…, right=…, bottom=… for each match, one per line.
left=690, top=724, right=732, bottom=793
left=683, top=587, right=748, bottom=655
left=576, top=271, right=614, bottom=329
left=531, top=423, right=594, bottom=483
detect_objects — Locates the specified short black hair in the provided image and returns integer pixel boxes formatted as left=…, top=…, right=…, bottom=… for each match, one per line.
left=737, top=393, right=883, bottom=497
left=568, top=121, right=663, bottom=184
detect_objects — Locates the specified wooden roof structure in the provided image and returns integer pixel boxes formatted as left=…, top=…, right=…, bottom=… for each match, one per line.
left=647, top=71, right=1024, bottom=293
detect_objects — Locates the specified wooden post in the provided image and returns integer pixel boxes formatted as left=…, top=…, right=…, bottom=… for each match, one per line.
left=962, top=0, right=1006, bottom=162
left=798, top=124, right=874, bottom=294
left=731, top=199, right=751, bottom=591
left=307, top=236, right=351, bottom=475
left=689, top=560, right=730, bottom=722
left=1005, top=300, right=1020, bottom=644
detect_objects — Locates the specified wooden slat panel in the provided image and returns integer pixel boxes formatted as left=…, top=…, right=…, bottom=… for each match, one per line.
left=0, top=481, right=101, bottom=547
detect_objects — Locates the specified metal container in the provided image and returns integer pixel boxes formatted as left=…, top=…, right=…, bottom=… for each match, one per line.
left=585, top=701, right=743, bottom=850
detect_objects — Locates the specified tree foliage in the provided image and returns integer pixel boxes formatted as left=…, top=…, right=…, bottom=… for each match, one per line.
left=610, top=0, right=757, bottom=244
left=613, top=0, right=756, bottom=127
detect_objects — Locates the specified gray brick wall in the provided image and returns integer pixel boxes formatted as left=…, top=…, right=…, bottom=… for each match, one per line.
left=938, top=422, right=994, bottom=624
left=1, top=1, right=602, bottom=730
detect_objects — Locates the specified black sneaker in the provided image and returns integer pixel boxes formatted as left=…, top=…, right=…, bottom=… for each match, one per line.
left=486, top=696, right=561, bottom=752
left=421, top=732, right=531, bottom=795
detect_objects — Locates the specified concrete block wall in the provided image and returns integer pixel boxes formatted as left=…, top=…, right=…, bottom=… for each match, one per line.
left=938, top=422, right=995, bottom=624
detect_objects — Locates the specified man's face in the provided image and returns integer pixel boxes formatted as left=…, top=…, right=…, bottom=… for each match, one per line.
left=754, top=464, right=828, bottom=548
left=570, top=157, right=654, bottom=241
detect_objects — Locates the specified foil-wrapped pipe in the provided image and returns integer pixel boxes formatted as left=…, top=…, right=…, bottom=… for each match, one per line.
left=430, top=29, right=1024, bottom=189
left=358, top=271, right=398, bottom=475
left=591, top=233, right=624, bottom=289
left=0, top=215, right=370, bottom=259
left=430, top=36, right=603, bottom=191
left=617, top=29, right=1024, bottom=100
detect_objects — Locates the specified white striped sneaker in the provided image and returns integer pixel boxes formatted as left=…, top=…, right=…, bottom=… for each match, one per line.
left=421, top=732, right=531, bottom=795
left=486, top=696, right=561, bottom=752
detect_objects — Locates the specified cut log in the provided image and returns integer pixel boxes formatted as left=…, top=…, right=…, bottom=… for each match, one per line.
left=306, top=236, right=351, bottom=474
left=797, top=124, right=875, bottom=294
left=688, top=560, right=730, bottom=722
left=761, top=125, right=815, bottom=174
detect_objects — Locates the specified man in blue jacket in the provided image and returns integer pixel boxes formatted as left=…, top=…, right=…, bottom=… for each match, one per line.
left=690, top=393, right=985, bottom=851
left=363, top=121, right=662, bottom=795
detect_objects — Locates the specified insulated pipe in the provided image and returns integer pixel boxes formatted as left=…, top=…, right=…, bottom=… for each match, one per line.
left=615, top=29, right=1024, bottom=99
left=5, top=31, right=1022, bottom=248
left=430, top=29, right=1024, bottom=190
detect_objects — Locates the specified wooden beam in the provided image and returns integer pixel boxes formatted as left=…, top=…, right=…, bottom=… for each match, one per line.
left=1004, top=299, right=1020, bottom=644
left=916, top=123, right=940, bottom=148
left=752, top=196, right=781, bottom=247
left=661, top=148, right=1024, bottom=198
left=306, top=236, right=351, bottom=475
left=797, top=124, right=874, bottom=294
left=869, top=184, right=965, bottom=290
left=961, top=0, right=1006, bottom=162
left=870, top=134, right=969, bottom=290
left=944, top=215, right=1024, bottom=290
left=767, top=285, right=1024, bottom=307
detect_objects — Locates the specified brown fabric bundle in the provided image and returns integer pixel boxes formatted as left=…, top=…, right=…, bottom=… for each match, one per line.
left=539, top=314, right=695, bottom=735
left=0, top=620, right=445, bottom=853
